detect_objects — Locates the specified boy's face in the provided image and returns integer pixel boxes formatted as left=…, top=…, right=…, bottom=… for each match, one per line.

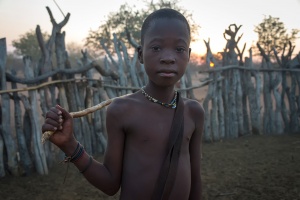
left=138, top=18, right=191, bottom=87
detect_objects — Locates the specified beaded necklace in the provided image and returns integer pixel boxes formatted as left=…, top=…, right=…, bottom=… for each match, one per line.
left=141, top=87, right=177, bottom=109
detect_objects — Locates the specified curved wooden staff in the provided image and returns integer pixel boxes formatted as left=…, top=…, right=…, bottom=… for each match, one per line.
left=41, top=94, right=130, bottom=143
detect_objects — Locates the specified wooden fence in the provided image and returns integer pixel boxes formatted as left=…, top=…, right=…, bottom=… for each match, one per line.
left=201, top=24, right=300, bottom=142
left=201, top=65, right=300, bottom=142
left=0, top=9, right=299, bottom=178
left=0, top=35, right=200, bottom=177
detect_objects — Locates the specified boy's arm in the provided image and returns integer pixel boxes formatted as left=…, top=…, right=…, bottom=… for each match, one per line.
left=73, top=100, right=125, bottom=195
left=188, top=101, right=204, bottom=200
left=43, top=101, right=125, bottom=196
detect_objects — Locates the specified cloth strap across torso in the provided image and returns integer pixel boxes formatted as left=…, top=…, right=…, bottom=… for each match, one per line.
left=152, top=93, right=185, bottom=200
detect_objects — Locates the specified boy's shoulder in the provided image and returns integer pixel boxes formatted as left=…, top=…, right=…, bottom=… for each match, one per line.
left=183, top=97, right=203, bottom=109
left=107, top=92, right=141, bottom=113
left=182, top=97, right=204, bottom=118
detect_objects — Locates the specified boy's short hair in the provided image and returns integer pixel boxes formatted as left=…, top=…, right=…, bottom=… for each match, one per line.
left=141, top=8, right=191, bottom=45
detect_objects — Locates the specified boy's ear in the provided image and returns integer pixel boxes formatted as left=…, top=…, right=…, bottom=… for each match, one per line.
left=137, top=45, right=144, bottom=64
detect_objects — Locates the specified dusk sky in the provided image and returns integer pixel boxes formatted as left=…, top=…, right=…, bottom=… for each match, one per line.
left=1, top=0, right=299, bottom=56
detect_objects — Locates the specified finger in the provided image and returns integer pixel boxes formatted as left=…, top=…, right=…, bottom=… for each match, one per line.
left=45, top=117, right=61, bottom=127
left=45, top=109, right=61, bottom=121
left=56, top=105, right=72, bottom=120
left=50, top=106, right=62, bottom=115
left=42, top=123, right=58, bottom=133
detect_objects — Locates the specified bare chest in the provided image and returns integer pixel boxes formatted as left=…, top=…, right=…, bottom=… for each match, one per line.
left=123, top=106, right=194, bottom=150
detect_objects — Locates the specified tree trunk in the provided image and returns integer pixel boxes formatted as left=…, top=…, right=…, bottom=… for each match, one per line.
left=244, top=57, right=261, bottom=134
left=262, top=68, right=274, bottom=134
left=11, top=71, right=34, bottom=175
left=287, top=74, right=299, bottom=133
left=22, top=110, right=32, bottom=154
left=271, top=72, right=283, bottom=134
left=203, top=73, right=214, bottom=142
left=0, top=133, right=5, bottom=177
left=140, top=63, right=148, bottom=86
left=185, top=67, right=195, bottom=99
left=93, top=87, right=107, bottom=154
left=0, top=38, right=19, bottom=176
left=120, top=42, right=139, bottom=89
left=229, top=70, right=238, bottom=138
left=23, top=56, right=48, bottom=175
left=99, top=89, right=108, bottom=139
left=222, top=71, right=230, bottom=138
left=55, top=32, right=69, bottom=110
left=235, top=69, right=244, bottom=136
left=64, top=53, right=82, bottom=148
left=74, top=82, right=92, bottom=153
left=216, top=72, right=225, bottom=139
left=180, top=75, right=187, bottom=98
left=241, top=69, right=250, bottom=135
left=113, top=34, right=127, bottom=95
left=103, top=56, right=117, bottom=98
left=85, top=87, right=95, bottom=153
left=211, top=75, right=219, bottom=141
left=281, top=72, right=290, bottom=133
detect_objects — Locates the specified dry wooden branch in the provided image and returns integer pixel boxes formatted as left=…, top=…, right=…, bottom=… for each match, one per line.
left=100, top=39, right=118, bottom=68
left=36, top=25, right=47, bottom=59
left=5, top=57, right=117, bottom=84
left=41, top=94, right=130, bottom=143
left=0, top=78, right=101, bottom=95
left=199, top=65, right=300, bottom=73
left=257, top=42, right=270, bottom=62
left=273, top=47, right=282, bottom=66
left=180, top=77, right=224, bottom=91
left=125, top=28, right=139, bottom=49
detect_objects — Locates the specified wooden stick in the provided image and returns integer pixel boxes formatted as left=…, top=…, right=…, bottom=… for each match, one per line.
left=1, top=77, right=221, bottom=95
left=41, top=94, right=130, bottom=143
left=199, top=65, right=300, bottom=73
left=0, top=78, right=101, bottom=95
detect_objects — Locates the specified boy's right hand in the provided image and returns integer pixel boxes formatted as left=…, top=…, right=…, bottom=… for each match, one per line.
left=42, top=105, right=77, bottom=154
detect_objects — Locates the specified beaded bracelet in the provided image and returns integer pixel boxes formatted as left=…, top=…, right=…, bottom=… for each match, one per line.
left=61, top=142, right=86, bottom=183
left=69, top=142, right=80, bottom=157
left=80, top=156, right=93, bottom=174
left=63, top=142, right=84, bottom=163
left=70, top=145, right=84, bottom=162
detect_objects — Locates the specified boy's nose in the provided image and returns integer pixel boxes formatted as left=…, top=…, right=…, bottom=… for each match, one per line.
left=160, top=57, right=175, bottom=64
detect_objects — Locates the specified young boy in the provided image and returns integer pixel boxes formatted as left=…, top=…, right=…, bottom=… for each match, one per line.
left=42, top=8, right=204, bottom=200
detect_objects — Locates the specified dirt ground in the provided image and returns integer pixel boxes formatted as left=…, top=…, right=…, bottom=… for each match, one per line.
left=0, top=133, right=299, bottom=200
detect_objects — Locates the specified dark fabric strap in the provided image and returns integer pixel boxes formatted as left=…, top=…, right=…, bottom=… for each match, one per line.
left=152, top=93, right=185, bottom=200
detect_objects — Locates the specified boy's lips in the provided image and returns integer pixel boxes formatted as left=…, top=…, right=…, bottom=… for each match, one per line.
left=157, top=70, right=177, bottom=77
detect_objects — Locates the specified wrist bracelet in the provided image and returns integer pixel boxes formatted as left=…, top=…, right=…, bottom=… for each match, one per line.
left=63, top=142, right=84, bottom=163
left=70, top=145, right=84, bottom=162
left=80, top=156, right=93, bottom=174
left=69, top=142, right=80, bottom=157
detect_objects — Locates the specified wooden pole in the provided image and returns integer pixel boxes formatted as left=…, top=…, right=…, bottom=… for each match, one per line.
left=92, top=87, right=107, bottom=154
left=244, top=51, right=262, bottom=135
left=210, top=72, right=219, bottom=141
left=113, top=33, right=127, bottom=95
left=0, top=38, right=19, bottom=176
left=23, top=56, right=48, bottom=175
left=0, top=133, right=4, bottom=177
left=11, top=70, right=34, bottom=175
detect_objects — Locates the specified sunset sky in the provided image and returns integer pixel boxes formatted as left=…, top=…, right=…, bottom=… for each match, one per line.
left=1, top=0, right=299, bottom=56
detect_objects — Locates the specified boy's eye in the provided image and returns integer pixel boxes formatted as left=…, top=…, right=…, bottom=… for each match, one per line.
left=176, top=47, right=186, bottom=53
left=151, top=46, right=161, bottom=51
